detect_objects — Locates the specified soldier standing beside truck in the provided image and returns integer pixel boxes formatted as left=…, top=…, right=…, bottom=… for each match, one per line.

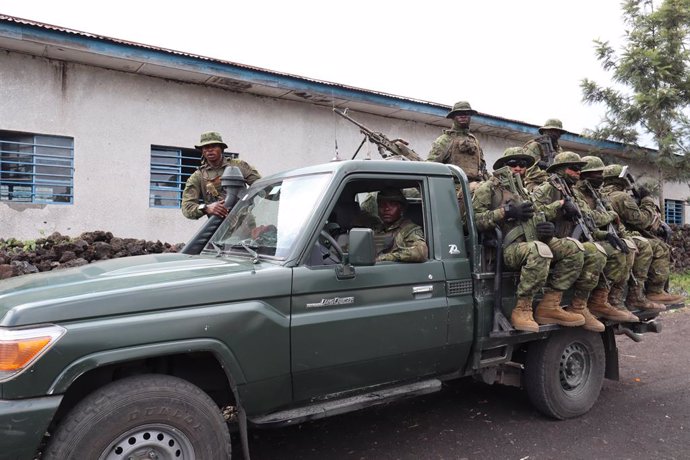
left=427, top=101, right=488, bottom=190
left=472, top=147, right=586, bottom=332
left=181, top=131, right=261, bottom=220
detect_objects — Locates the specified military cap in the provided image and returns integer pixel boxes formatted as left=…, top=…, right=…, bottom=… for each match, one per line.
left=446, top=101, right=478, bottom=118
left=493, top=147, right=536, bottom=170
left=195, top=131, right=228, bottom=150
left=538, top=118, right=566, bottom=134
left=580, top=155, right=606, bottom=173
left=546, top=151, right=588, bottom=173
left=377, top=188, right=409, bottom=206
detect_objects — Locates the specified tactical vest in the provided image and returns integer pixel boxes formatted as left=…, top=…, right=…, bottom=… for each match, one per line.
left=489, top=168, right=541, bottom=247
left=444, top=131, right=483, bottom=181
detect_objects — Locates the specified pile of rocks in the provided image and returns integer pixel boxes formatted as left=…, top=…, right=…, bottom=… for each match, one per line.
left=0, top=231, right=183, bottom=279
left=669, top=224, right=690, bottom=273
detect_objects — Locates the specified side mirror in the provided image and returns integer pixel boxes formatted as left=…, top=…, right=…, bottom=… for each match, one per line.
left=347, top=228, right=376, bottom=266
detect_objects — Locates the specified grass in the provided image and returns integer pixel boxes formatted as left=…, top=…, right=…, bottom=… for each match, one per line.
left=669, top=272, right=690, bottom=296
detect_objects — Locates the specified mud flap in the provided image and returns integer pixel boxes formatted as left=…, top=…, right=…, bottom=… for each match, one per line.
left=602, top=327, right=619, bottom=381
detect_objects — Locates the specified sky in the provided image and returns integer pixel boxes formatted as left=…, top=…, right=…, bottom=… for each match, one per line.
left=0, top=0, right=629, bottom=134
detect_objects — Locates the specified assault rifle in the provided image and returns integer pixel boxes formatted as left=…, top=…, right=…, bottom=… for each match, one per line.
left=536, top=136, right=558, bottom=168
left=333, top=108, right=422, bottom=161
left=582, top=180, right=629, bottom=254
left=549, top=174, right=595, bottom=242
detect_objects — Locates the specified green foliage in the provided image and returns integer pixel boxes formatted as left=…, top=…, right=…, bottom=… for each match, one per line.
left=581, top=0, right=690, bottom=182
left=669, top=271, right=690, bottom=295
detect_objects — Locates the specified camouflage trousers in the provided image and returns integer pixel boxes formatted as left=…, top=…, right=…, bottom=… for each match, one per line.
left=572, top=241, right=607, bottom=298
left=647, top=238, right=671, bottom=292
left=629, top=236, right=653, bottom=283
left=547, top=237, right=586, bottom=292
left=596, top=241, right=629, bottom=290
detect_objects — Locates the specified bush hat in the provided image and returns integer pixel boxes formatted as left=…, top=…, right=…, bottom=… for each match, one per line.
left=195, top=131, right=228, bottom=150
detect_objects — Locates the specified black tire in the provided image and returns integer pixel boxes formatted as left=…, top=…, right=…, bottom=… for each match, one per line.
left=44, top=374, right=231, bottom=460
left=524, top=328, right=605, bottom=420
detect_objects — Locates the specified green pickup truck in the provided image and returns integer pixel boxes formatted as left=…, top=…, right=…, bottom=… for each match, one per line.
left=0, top=160, right=663, bottom=460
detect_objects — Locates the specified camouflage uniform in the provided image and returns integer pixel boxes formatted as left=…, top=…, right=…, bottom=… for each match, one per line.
left=523, top=119, right=565, bottom=192
left=373, top=218, right=427, bottom=262
left=181, top=158, right=261, bottom=220
left=427, top=101, right=488, bottom=184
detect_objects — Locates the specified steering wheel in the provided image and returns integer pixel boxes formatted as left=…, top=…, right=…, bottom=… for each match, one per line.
left=320, top=229, right=345, bottom=262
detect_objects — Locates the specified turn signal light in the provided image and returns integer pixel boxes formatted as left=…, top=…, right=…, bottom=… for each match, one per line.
left=0, top=325, right=65, bottom=382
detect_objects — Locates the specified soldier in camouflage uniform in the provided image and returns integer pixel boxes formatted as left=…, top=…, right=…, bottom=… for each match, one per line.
left=523, top=119, right=565, bottom=192
left=600, top=164, right=684, bottom=307
left=576, top=157, right=639, bottom=322
left=472, top=147, right=585, bottom=332
left=181, top=131, right=261, bottom=220
left=373, top=188, right=428, bottom=263
left=531, top=152, right=609, bottom=332
left=427, top=101, right=488, bottom=190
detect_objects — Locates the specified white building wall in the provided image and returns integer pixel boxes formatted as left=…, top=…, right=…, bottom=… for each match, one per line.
left=0, top=51, right=510, bottom=243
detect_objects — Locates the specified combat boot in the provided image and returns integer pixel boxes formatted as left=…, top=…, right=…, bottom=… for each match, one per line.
left=511, top=297, right=539, bottom=333
left=566, top=296, right=605, bottom=332
left=534, top=290, right=585, bottom=327
left=646, top=286, right=685, bottom=305
left=626, top=285, right=666, bottom=312
left=588, top=288, right=638, bottom=323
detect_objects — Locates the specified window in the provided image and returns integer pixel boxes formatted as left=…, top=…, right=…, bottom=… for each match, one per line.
left=665, top=199, right=684, bottom=225
left=149, top=146, right=239, bottom=208
left=0, top=131, right=74, bottom=203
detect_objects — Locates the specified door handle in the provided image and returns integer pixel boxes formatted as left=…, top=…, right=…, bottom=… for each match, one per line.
left=413, top=285, right=433, bottom=295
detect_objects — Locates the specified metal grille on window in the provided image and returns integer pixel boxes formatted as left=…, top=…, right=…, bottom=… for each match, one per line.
left=0, top=132, right=74, bottom=204
left=664, top=199, right=684, bottom=225
left=149, top=147, right=199, bottom=208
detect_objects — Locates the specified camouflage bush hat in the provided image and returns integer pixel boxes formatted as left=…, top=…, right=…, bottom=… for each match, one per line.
left=545, top=151, right=588, bottom=173
left=493, top=147, right=536, bottom=170
left=446, top=101, right=478, bottom=118
left=602, top=164, right=635, bottom=188
left=580, top=155, right=606, bottom=173
left=538, top=118, right=566, bottom=134
left=377, top=188, right=408, bottom=207
left=195, top=131, right=228, bottom=150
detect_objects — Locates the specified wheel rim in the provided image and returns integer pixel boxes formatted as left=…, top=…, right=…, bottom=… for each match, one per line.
left=558, top=341, right=591, bottom=394
left=98, top=424, right=195, bottom=460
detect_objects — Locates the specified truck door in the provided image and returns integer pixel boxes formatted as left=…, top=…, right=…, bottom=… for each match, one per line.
left=290, top=177, right=449, bottom=402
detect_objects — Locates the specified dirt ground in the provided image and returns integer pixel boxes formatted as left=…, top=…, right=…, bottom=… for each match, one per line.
left=244, top=307, right=690, bottom=460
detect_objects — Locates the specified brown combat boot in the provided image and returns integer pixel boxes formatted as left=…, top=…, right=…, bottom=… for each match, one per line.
left=626, top=285, right=666, bottom=312
left=646, top=287, right=685, bottom=305
left=588, top=288, right=638, bottom=323
left=511, top=297, right=540, bottom=333
left=534, top=290, right=585, bottom=327
left=566, top=296, right=605, bottom=332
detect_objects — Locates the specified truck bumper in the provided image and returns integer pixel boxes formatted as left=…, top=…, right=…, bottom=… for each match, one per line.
left=0, top=395, right=62, bottom=460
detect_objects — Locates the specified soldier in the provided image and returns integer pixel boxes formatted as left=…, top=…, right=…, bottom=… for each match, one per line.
left=181, top=131, right=261, bottom=220
left=472, top=147, right=585, bottom=332
left=523, top=119, right=565, bottom=192
left=600, top=164, right=684, bottom=307
left=531, top=152, right=609, bottom=332
left=576, top=156, right=639, bottom=322
left=427, top=101, right=488, bottom=189
left=373, top=188, right=428, bottom=263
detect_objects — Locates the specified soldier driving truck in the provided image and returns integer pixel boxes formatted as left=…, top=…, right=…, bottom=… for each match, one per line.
left=0, top=123, right=684, bottom=459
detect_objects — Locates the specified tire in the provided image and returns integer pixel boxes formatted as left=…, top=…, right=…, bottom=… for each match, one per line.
left=524, top=328, right=605, bottom=420
left=44, top=374, right=232, bottom=460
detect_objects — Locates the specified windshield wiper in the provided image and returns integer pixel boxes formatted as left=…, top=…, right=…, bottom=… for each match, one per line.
left=229, top=241, right=261, bottom=264
left=203, top=241, right=223, bottom=256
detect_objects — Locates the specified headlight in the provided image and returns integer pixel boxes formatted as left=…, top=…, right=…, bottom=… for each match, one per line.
left=0, top=325, right=66, bottom=383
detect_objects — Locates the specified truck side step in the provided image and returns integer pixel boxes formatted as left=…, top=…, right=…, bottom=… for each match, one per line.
left=249, top=379, right=442, bottom=428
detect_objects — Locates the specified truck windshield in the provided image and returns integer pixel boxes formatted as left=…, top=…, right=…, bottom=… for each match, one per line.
left=207, top=172, right=332, bottom=260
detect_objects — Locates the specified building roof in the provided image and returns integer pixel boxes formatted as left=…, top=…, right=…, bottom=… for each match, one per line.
left=0, top=14, right=628, bottom=153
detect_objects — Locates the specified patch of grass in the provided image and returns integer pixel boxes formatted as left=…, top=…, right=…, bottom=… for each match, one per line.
left=669, top=272, right=690, bottom=296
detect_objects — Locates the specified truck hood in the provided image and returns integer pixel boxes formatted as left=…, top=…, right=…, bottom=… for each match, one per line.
left=0, top=253, right=285, bottom=326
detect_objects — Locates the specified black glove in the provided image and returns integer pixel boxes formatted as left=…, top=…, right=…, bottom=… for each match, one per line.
left=561, top=198, right=582, bottom=219
left=636, top=186, right=651, bottom=200
left=536, top=222, right=555, bottom=242
left=504, top=202, right=535, bottom=221
left=605, top=232, right=629, bottom=254
left=658, top=222, right=672, bottom=242
left=537, top=160, right=549, bottom=170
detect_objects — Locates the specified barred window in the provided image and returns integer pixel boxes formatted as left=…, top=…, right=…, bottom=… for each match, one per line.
left=664, top=199, right=684, bottom=225
left=0, top=131, right=74, bottom=204
left=149, top=146, right=199, bottom=208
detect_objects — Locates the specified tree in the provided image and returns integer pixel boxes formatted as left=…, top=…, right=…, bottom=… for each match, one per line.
left=581, top=0, right=690, bottom=209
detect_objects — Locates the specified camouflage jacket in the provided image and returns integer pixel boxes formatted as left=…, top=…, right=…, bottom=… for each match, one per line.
left=427, top=125, right=487, bottom=182
left=523, top=136, right=562, bottom=165
left=523, top=166, right=549, bottom=192
left=374, top=217, right=428, bottom=262
left=472, top=167, right=538, bottom=245
left=600, top=183, right=660, bottom=235
left=181, top=158, right=261, bottom=219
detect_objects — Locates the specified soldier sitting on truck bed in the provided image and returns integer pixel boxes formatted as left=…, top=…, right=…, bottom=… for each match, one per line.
left=372, top=188, right=428, bottom=263
left=472, top=147, right=586, bottom=332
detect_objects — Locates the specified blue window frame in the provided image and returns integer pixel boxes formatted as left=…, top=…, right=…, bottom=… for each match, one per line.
left=664, top=199, right=684, bottom=225
left=149, top=146, right=199, bottom=208
left=0, top=132, right=74, bottom=204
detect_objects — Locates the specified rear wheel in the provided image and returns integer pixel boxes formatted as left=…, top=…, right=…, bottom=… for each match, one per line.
left=44, top=374, right=232, bottom=459
left=524, top=328, right=605, bottom=419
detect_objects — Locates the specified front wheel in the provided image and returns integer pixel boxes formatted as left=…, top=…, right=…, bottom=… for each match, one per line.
left=44, top=374, right=232, bottom=460
left=524, top=328, right=605, bottom=419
